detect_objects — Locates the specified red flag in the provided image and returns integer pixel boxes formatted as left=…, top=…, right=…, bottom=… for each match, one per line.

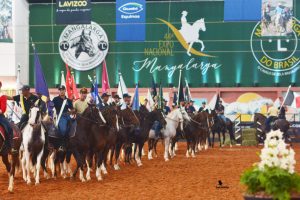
left=65, top=64, right=74, bottom=100
left=102, top=60, right=110, bottom=94
left=72, top=72, right=80, bottom=100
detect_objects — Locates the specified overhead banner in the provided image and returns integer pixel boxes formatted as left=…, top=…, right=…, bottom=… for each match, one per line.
left=261, top=0, right=293, bottom=37
left=56, top=0, right=91, bottom=25
left=116, top=0, right=146, bottom=41
left=224, top=0, right=261, bottom=21
left=0, top=0, right=13, bottom=43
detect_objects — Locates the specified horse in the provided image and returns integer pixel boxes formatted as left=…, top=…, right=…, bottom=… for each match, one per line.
left=66, top=104, right=108, bottom=182
left=0, top=122, right=21, bottom=192
left=184, top=111, right=211, bottom=157
left=132, top=106, right=166, bottom=166
left=179, top=17, right=206, bottom=56
left=160, top=108, right=190, bottom=161
left=253, top=113, right=290, bottom=144
left=209, top=110, right=235, bottom=148
left=71, top=30, right=96, bottom=59
left=20, top=102, right=47, bottom=185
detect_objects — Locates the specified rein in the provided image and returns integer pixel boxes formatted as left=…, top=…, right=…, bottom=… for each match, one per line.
left=77, top=115, right=106, bottom=126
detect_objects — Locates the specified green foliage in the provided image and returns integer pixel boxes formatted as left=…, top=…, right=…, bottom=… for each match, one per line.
left=241, top=166, right=300, bottom=200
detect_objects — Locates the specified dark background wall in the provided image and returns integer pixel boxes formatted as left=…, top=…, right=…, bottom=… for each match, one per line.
left=29, top=0, right=300, bottom=88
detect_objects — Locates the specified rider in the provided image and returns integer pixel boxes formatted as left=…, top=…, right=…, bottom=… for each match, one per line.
left=198, top=101, right=209, bottom=113
left=216, top=100, right=226, bottom=123
left=73, top=88, right=88, bottom=114
left=181, top=11, right=189, bottom=30
left=163, top=99, right=171, bottom=115
left=121, top=93, right=131, bottom=109
left=52, top=85, right=74, bottom=151
left=265, top=103, right=278, bottom=132
left=0, top=81, right=14, bottom=151
left=112, top=94, right=121, bottom=106
left=186, top=100, right=196, bottom=114
left=8, top=85, right=39, bottom=129
left=101, top=93, right=110, bottom=107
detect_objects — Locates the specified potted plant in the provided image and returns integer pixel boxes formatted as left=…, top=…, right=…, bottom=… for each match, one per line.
left=241, top=130, right=300, bottom=200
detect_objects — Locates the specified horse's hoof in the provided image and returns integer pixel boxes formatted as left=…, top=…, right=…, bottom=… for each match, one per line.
left=86, top=176, right=91, bottom=181
left=164, top=158, right=169, bottom=162
left=97, top=177, right=103, bottom=181
left=8, top=187, right=13, bottom=193
left=26, top=181, right=31, bottom=185
left=114, top=165, right=120, bottom=170
left=35, top=182, right=40, bottom=186
left=137, top=163, right=143, bottom=167
left=80, top=178, right=86, bottom=183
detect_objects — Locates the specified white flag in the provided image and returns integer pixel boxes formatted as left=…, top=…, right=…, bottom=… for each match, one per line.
left=117, top=73, right=128, bottom=102
left=146, top=89, right=154, bottom=111
left=208, top=94, right=217, bottom=110
left=61, top=71, right=68, bottom=98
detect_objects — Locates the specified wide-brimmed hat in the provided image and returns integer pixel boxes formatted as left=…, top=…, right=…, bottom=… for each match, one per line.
left=123, top=93, right=131, bottom=98
left=58, top=85, right=66, bottom=91
left=101, top=93, right=111, bottom=98
left=22, top=85, right=30, bottom=91
left=113, top=94, right=121, bottom=99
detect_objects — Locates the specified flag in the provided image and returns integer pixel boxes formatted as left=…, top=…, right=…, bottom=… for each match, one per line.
left=184, top=79, right=192, bottom=103
left=65, top=64, right=74, bottom=99
left=283, top=90, right=300, bottom=108
left=151, top=76, right=157, bottom=98
left=172, top=92, right=177, bottom=106
left=16, top=64, right=22, bottom=95
left=60, top=71, right=68, bottom=98
left=33, top=46, right=49, bottom=101
left=157, top=82, right=164, bottom=109
left=146, top=89, right=154, bottom=111
left=224, top=0, right=261, bottom=21
left=132, top=84, right=140, bottom=111
left=117, top=72, right=128, bottom=100
left=208, top=94, right=219, bottom=110
left=71, top=72, right=79, bottom=100
left=102, top=60, right=110, bottom=94
left=177, top=70, right=184, bottom=105
left=89, top=75, right=103, bottom=108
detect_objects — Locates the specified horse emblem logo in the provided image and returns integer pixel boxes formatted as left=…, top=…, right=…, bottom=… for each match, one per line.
left=59, top=21, right=109, bottom=71
left=157, top=11, right=213, bottom=57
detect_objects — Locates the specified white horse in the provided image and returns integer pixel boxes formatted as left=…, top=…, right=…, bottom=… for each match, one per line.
left=21, top=102, right=46, bottom=185
left=179, top=15, right=206, bottom=56
left=161, top=108, right=190, bottom=161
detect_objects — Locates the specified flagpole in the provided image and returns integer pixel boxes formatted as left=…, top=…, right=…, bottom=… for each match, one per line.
left=118, top=71, right=124, bottom=97
left=177, top=69, right=182, bottom=106
left=279, top=85, right=292, bottom=111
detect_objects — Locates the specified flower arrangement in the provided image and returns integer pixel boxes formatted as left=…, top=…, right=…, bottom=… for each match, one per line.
left=241, top=130, right=300, bottom=200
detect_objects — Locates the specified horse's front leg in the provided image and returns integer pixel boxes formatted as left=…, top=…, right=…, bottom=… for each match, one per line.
left=187, top=42, right=193, bottom=56
left=197, top=40, right=205, bottom=52
left=164, top=137, right=170, bottom=161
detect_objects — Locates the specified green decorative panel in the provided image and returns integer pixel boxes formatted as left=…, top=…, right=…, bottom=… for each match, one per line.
left=29, top=1, right=300, bottom=88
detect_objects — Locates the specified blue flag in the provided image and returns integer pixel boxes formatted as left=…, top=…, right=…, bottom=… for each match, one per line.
left=224, top=0, right=261, bottom=21
left=132, top=84, right=140, bottom=111
left=91, top=78, right=103, bottom=108
left=34, top=47, right=49, bottom=100
left=151, top=76, right=157, bottom=98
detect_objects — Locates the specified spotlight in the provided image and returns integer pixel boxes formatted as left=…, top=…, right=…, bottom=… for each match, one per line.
left=168, top=83, right=174, bottom=88
left=236, top=83, right=241, bottom=87
left=253, top=82, right=259, bottom=87
left=215, top=83, right=221, bottom=87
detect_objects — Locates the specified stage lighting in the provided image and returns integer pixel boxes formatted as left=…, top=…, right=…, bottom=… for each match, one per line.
left=236, top=83, right=241, bottom=87
left=215, top=83, right=221, bottom=87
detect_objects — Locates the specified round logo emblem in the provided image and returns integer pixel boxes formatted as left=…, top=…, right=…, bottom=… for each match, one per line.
left=250, top=18, right=300, bottom=76
left=59, top=22, right=109, bottom=71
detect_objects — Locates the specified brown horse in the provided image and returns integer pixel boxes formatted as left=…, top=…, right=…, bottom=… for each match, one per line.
left=0, top=123, right=21, bottom=192
left=253, top=113, right=290, bottom=144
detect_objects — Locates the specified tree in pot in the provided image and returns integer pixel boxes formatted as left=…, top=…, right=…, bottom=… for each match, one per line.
left=241, top=130, right=300, bottom=200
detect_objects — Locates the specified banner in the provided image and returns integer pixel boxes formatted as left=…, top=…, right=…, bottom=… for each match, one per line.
left=224, top=0, right=261, bottom=21
left=0, top=0, right=13, bottom=42
left=261, top=0, right=293, bottom=37
left=56, top=0, right=91, bottom=24
left=116, top=0, right=146, bottom=41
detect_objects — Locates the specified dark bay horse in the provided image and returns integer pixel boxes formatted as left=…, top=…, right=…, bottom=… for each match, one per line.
left=0, top=122, right=21, bottom=192
left=209, top=110, right=235, bottom=148
left=253, top=113, right=290, bottom=144
left=66, top=104, right=108, bottom=182
left=132, top=106, right=166, bottom=166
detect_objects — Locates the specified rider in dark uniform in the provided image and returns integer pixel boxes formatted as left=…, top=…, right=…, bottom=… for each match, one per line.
left=198, top=101, right=209, bottom=113
left=278, top=106, right=286, bottom=120
left=9, top=85, right=39, bottom=129
left=216, top=101, right=226, bottom=123
left=101, top=93, right=110, bottom=107
left=52, top=86, right=74, bottom=151
left=163, top=99, right=171, bottom=115
left=186, top=100, right=196, bottom=114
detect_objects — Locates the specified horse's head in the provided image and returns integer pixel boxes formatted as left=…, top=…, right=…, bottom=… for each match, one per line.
left=82, top=103, right=106, bottom=124
left=28, top=100, right=42, bottom=126
left=81, top=30, right=95, bottom=57
left=119, top=107, right=140, bottom=127
left=101, top=106, right=119, bottom=131
left=194, top=18, right=206, bottom=32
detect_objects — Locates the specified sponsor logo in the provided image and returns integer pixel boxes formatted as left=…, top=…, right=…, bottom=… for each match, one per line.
left=118, top=2, right=143, bottom=15
left=251, top=18, right=300, bottom=76
left=59, top=21, right=109, bottom=71
left=58, top=0, right=88, bottom=7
